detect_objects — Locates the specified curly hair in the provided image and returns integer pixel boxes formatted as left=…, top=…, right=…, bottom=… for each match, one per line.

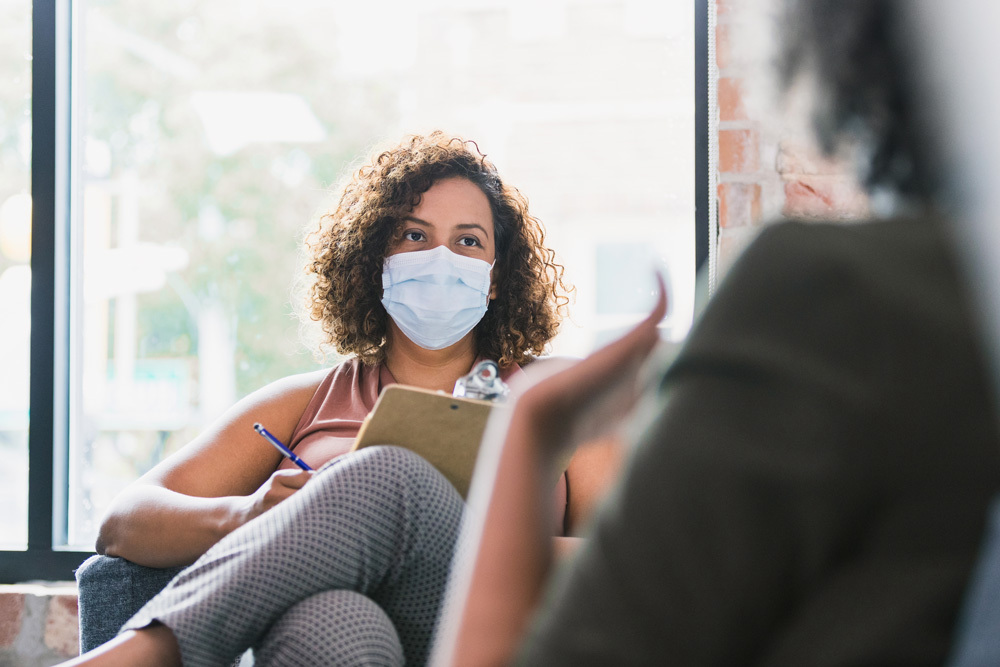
left=780, top=0, right=942, bottom=203
left=303, top=132, right=571, bottom=368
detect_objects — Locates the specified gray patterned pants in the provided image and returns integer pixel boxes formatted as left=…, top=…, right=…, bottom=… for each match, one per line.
left=122, top=445, right=464, bottom=666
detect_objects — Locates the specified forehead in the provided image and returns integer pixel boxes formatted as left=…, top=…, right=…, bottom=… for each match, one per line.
left=410, top=177, right=493, bottom=232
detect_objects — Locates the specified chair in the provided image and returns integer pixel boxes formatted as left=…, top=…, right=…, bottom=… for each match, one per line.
left=947, top=496, right=1000, bottom=667
left=75, top=554, right=183, bottom=652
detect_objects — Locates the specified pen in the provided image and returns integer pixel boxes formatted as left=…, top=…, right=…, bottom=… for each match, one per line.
left=253, top=422, right=314, bottom=471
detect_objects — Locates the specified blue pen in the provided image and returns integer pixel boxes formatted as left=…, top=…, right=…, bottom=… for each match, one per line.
left=253, top=422, right=314, bottom=471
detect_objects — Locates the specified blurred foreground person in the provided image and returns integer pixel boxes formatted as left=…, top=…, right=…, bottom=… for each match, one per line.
left=436, top=1, right=1000, bottom=665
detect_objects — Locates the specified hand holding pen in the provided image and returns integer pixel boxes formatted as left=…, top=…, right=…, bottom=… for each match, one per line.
left=254, top=422, right=314, bottom=471
left=234, top=424, right=312, bottom=526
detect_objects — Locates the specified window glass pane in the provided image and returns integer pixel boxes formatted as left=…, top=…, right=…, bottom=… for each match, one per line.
left=0, top=0, right=32, bottom=550
left=69, top=0, right=694, bottom=548
left=392, top=0, right=697, bottom=350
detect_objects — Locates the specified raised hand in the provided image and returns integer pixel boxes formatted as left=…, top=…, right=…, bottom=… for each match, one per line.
left=512, top=273, right=668, bottom=461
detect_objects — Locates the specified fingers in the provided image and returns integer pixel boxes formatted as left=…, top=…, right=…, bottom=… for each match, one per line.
left=647, top=271, right=668, bottom=326
left=615, top=271, right=667, bottom=356
left=510, top=277, right=667, bottom=456
left=557, top=276, right=666, bottom=394
left=272, top=468, right=313, bottom=490
left=262, top=470, right=312, bottom=509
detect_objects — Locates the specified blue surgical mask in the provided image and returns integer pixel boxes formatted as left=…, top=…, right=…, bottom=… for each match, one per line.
left=381, top=245, right=494, bottom=350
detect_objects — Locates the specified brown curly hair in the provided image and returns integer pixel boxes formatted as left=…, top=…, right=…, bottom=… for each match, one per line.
left=304, top=132, right=571, bottom=367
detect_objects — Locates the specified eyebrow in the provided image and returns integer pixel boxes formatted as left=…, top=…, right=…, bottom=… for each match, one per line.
left=402, top=215, right=491, bottom=239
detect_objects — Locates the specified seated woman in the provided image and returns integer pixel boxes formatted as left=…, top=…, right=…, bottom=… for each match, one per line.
left=70, top=132, right=615, bottom=666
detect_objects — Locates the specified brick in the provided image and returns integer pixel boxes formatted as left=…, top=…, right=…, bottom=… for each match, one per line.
left=44, top=594, right=79, bottom=657
left=782, top=176, right=870, bottom=220
left=718, top=76, right=747, bottom=121
left=718, top=182, right=762, bottom=228
left=718, top=129, right=759, bottom=173
left=716, top=23, right=731, bottom=70
left=0, top=593, right=25, bottom=647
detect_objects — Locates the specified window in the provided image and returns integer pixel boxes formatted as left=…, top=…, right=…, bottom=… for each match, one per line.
left=0, top=0, right=32, bottom=550
left=3, top=0, right=709, bottom=581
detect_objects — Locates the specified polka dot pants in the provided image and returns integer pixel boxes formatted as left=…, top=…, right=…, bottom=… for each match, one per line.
left=123, top=446, right=464, bottom=666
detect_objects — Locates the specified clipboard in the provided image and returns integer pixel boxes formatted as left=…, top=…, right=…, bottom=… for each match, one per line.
left=350, top=384, right=497, bottom=498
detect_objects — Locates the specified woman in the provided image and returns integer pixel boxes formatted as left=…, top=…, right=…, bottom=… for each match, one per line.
left=70, top=132, right=586, bottom=666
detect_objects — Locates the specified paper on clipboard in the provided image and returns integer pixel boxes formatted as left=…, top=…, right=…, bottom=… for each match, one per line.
left=350, top=384, right=497, bottom=499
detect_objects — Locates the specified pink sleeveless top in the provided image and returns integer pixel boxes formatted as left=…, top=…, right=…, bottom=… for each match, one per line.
left=282, top=357, right=569, bottom=532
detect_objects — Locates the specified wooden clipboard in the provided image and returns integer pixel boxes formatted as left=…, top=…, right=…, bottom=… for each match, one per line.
left=350, top=384, right=497, bottom=499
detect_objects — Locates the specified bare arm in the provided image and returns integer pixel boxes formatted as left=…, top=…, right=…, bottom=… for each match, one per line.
left=95, top=369, right=328, bottom=568
left=563, top=434, right=626, bottom=536
left=435, top=283, right=667, bottom=666
left=542, top=437, right=626, bottom=564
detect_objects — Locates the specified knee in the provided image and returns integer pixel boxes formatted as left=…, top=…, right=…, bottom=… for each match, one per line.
left=254, top=590, right=403, bottom=666
left=324, top=445, right=436, bottom=480
left=279, top=445, right=463, bottom=548
left=312, top=445, right=456, bottom=504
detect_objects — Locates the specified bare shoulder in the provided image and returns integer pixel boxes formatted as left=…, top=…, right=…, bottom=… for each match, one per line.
left=242, top=367, right=331, bottom=410
left=211, top=366, right=334, bottom=441
left=521, top=354, right=582, bottom=368
left=514, top=355, right=581, bottom=383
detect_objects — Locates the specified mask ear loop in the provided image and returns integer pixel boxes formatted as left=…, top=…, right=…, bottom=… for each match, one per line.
left=487, top=256, right=498, bottom=302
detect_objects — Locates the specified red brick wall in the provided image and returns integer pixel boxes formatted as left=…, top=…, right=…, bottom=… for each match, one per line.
left=714, top=0, right=869, bottom=275
left=0, top=584, right=79, bottom=663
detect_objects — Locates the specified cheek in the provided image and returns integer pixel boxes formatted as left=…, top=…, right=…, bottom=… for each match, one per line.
left=385, top=236, right=406, bottom=256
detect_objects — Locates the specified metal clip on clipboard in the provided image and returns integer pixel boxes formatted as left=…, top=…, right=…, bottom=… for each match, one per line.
left=453, top=360, right=509, bottom=402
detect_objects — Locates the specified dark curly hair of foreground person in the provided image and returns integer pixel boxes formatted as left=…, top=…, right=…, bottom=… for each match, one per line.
left=780, top=0, right=944, bottom=204
left=303, top=131, right=572, bottom=368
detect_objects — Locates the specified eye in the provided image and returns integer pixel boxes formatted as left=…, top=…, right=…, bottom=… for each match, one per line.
left=403, top=230, right=426, bottom=242
left=457, top=236, right=482, bottom=248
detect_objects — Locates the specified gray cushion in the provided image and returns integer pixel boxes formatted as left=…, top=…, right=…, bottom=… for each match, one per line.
left=75, top=554, right=183, bottom=652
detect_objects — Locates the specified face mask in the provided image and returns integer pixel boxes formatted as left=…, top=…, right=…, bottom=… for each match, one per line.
left=381, top=245, right=494, bottom=350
